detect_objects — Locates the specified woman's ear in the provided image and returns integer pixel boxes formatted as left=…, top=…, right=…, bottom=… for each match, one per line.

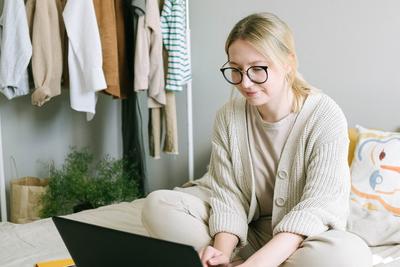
left=284, top=53, right=295, bottom=74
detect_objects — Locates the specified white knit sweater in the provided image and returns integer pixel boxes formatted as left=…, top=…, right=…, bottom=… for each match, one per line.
left=195, top=92, right=351, bottom=247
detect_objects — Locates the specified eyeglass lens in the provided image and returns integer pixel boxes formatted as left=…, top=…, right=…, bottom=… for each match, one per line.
left=222, top=66, right=268, bottom=85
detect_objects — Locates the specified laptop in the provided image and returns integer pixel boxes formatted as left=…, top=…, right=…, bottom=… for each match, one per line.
left=52, top=216, right=203, bottom=267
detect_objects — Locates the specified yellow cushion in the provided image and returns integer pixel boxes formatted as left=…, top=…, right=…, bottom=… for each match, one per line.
left=348, top=128, right=358, bottom=165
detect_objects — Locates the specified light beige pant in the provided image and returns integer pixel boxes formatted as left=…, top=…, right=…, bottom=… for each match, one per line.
left=142, top=189, right=372, bottom=267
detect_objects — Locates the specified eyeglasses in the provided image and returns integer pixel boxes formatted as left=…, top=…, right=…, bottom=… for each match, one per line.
left=220, top=62, right=269, bottom=85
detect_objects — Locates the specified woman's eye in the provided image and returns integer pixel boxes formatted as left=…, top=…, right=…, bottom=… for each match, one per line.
left=251, top=67, right=264, bottom=71
left=379, top=150, right=386, bottom=161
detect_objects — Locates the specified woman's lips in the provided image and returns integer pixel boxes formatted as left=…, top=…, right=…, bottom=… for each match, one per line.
left=245, top=91, right=258, bottom=97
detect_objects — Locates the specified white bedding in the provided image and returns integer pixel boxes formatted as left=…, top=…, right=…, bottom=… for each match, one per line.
left=1, top=198, right=400, bottom=267
left=371, top=245, right=400, bottom=267
left=0, top=199, right=148, bottom=267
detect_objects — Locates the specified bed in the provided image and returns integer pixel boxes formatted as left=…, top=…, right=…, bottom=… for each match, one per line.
left=0, top=199, right=148, bottom=267
left=1, top=198, right=400, bottom=266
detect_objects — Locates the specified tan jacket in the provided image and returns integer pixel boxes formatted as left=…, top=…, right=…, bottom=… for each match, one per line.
left=26, top=0, right=66, bottom=106
left=93, top=0, right=131, bottom=99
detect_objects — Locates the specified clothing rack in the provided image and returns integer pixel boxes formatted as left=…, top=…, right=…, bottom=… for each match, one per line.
left=0, top=114, right=7, bottom=221
left=0, top=0, right=194, bottom=222
left=186, top=0, right=194, bottom=181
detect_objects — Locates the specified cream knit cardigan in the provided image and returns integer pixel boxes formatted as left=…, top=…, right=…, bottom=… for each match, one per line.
left=195, top=92, right=351, bottom=247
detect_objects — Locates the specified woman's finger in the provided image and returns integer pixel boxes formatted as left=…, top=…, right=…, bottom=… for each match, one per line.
left=200, top=246, right=222, bottom=266
left=207, top=253, right=230, bottom=266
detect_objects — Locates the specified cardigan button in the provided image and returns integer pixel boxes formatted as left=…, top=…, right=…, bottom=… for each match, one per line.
left=275, top=197, right=286, bottom=207
left=277, top=170, right=288, bottom=179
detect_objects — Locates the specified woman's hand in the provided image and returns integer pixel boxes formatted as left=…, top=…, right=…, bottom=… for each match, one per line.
left=198, top=232, right=239, bottom=266
left=198, top=245, right=230, bottom=267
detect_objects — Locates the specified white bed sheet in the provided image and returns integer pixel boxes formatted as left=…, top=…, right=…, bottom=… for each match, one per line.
left=0, top=198, right=148, bottom=267
left=372, top=245, right=400, bottom=267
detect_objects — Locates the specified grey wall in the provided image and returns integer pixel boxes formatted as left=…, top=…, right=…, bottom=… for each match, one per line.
left=189, top=0, right=400, bottom=178
left=138, top=92, right=190, bottom=191
left=2, top=0, right=400, bottom=218
left=0, top=92, right=122, bottom=173
left=0, top=91, right=122, bottom=216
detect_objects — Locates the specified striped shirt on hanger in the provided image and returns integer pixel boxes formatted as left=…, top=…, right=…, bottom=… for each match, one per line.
left=160, top=0, right=191, bottom=91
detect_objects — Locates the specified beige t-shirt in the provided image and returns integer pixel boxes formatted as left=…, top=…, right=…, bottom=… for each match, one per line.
left=246, top=104, right=297, bottom=216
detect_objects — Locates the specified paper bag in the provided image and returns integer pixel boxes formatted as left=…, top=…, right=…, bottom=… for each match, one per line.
left=10, top=177, right=49, bottom=223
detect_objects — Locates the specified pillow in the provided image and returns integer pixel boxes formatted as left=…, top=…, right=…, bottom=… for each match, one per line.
left=348, top=127, right=358, bottom=165
left=350, top=125, right=400, bottom=216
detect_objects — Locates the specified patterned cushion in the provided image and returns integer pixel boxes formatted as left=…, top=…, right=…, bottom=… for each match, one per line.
left=350, top=125, right=400, bottom=216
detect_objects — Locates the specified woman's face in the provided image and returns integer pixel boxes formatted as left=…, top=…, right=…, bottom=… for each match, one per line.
left=227, top=39, right=290, bottom=108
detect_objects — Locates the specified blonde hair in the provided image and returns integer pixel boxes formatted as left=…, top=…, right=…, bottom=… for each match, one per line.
left=225, top=12, right=313, bottom=112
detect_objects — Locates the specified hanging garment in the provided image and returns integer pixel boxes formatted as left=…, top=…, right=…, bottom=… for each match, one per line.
left=63, top=0, right=107, bottom=121
left=162, top=91, right=179, bottom=154
left=59, top=0, right=69, bottom=89
left=132, top=0, right=147, bottom=91
left=160, top=0, right=191, bottom=91
left=149, top=107, right=162, bottom=158
left=115, top=0, right=134, bottom=99
left=134, top=0, right=165, bottom=107
left=0, top=0, right=31, bottom=100
left=147, top=88, right=181, bottom=157
left=121, top=0, right=147, bottom=191
left=160, top=32, right=179, bottom=155
left=92, top=0, right=120, bottom=98
left=26, top=0, right=65, bottom=106
left=130, top=0, right=146, bottom=40
left=122, top=91, right=147, bottom=194
left=134, top=0, right=167, bottom=158
left=93, top=0, right=132, bottom=99
left=126, top=0, right=146, bottom=63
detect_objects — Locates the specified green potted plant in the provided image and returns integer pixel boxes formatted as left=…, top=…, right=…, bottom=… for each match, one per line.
left=40, top=148, right=142, bottom=218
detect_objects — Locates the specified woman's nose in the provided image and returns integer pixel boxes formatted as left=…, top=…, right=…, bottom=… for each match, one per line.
left=240, top=74, right=254, bottom=88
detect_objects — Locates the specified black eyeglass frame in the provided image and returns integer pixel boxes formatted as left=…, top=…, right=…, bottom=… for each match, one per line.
left=219, top=63, right=269, bottom=85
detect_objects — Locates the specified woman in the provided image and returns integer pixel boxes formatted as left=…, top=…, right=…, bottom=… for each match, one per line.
left=142, top=12, right=372, bottom=267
